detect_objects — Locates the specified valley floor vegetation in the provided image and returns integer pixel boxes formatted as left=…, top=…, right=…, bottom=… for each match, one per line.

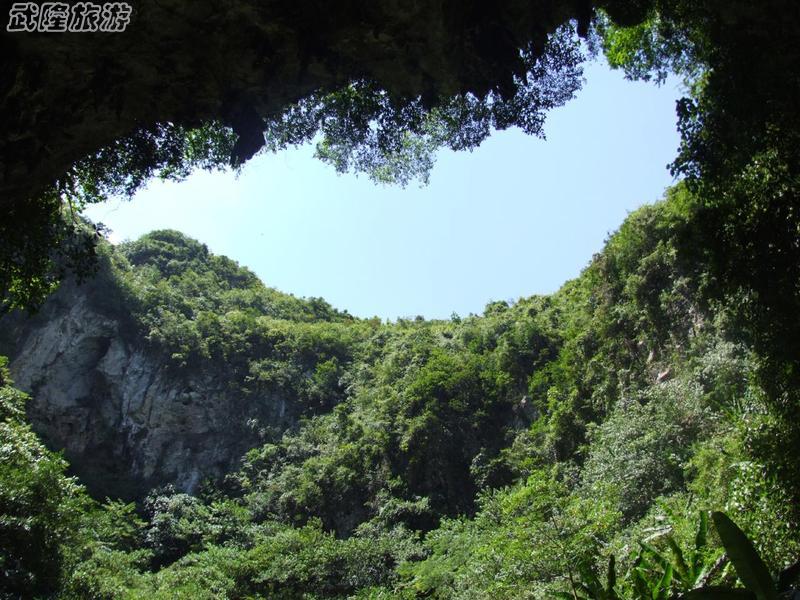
left=2, top=183, right=798, bottom=598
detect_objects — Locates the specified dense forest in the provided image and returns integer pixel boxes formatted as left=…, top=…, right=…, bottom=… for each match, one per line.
left=2, top=183, right=798, bottom=598
left=2, top=0, right=800, bottom=598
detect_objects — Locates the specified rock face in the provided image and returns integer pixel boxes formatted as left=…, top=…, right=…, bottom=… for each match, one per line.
left=1, top=278, right=285, bottom=499
left=2, top=0, right=645, bottom=206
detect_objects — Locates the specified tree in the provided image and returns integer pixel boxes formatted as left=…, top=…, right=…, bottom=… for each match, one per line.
left=596, top=0, right=800, bottom=508
left=0, top=359, right=91, bottom=596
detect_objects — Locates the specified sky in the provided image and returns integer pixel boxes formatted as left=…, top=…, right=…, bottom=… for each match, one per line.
left=84, top=57, right=683, bottom=321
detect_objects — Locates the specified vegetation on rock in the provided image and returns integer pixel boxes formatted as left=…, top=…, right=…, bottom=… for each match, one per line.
left=2, top=183, right=798, bottom=597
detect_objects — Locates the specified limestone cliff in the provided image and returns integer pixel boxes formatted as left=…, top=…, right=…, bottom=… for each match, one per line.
left=0, top=274, right=294, bottom=500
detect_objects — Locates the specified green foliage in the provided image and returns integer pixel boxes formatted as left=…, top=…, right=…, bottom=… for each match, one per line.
left=627, top=512, right=718, bottom=597
left=554, top=556, right=621, bottom=600
left=143, top=490, right=216, bottom=567
left=64, top=123, right=237, bottom=207
left=265, top=25, right=584, bottom=187
left=3, top=181, right=800, bottom=598
left=232, top=521, right=420, bottom=598
left=580, top=362, right=723, bottom=521
left=0, top=200, right=104, bottom=316
left=595, top=10, right=704, bottom=87
left=2, top=3, right=800, bottom=595
left=570, top=511, right=800, bottom=600
left=597, top=1, right=800, bottom=512
left=401, top=469, right=620, bottom=599
left=86, top=500, right=147, bottom=554
left=711, top=512, right=777, bottom=600
left=63, top=548, right=152, bottom=600
left=687, top=401, right=800, bottom=571
left=1, top=121, right=236, bottom=316
left=0, top=373, right=91, bottom=597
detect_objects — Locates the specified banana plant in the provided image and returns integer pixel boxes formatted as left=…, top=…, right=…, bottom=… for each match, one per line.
left=630, top=551, right=674, bottom=600
left=629, top=511, right=718, bottom=598
left=560, top=512, right=798, bottom=600
left=683, top=512, right=800, bottom=600
left=555, top=555, right=622, bottom=600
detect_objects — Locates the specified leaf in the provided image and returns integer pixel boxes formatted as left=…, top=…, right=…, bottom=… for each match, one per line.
left=654, top=563, right=673, bottom=600
left=607, top=554, right=617, bottom=595
left=577, top=569, right=601, bottom=597
left=633, top=565, right=652, bottom=598
left=711, top=512, right=777, bottom=600
left=642, top=542, right=672, bottom=571
left=695, top=512, right=709, bottom=553
left=693, top=511, right=709, bottom=576
left=668, top=536, right=690, bottom=581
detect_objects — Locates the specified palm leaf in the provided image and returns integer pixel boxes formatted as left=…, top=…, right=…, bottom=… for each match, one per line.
left=711, top=512, right=777, bottom=600
left=607, top=555, right=617, bottom=596
left=654, top=563, right=673, bottom=600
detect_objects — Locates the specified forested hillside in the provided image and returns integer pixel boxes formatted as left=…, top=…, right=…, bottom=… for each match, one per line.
left=2, top=184, right=797, bottom=598
left=3, top=0, right=800, bottom=597
left=0, top=229, right=361, bottom=499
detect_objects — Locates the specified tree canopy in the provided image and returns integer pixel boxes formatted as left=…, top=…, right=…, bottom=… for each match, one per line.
left=3, top=186, right=799, bottom=598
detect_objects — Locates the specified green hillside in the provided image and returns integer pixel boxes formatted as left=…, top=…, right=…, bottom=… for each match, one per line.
left=4, top=2, right=800, bottom=594
left=2, top=183, right=797, bottom=598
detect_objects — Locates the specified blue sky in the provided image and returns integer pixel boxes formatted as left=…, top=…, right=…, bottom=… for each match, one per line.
left=84, top=57, right=682, bottom=321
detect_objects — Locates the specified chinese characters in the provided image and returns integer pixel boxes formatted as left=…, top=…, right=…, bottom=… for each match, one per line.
left=7, top=2, right=132, bottom=32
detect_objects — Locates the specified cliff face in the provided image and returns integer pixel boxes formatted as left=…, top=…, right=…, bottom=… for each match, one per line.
left=1, top=277, right=289, bottom=499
